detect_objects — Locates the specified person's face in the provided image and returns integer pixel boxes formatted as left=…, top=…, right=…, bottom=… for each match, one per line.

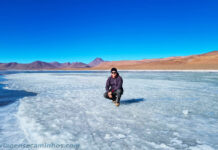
left=111, top=71, right=117, bottom=78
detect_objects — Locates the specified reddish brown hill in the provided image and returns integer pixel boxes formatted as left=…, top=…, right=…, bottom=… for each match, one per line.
left=91, top=51, right=218, bottom=70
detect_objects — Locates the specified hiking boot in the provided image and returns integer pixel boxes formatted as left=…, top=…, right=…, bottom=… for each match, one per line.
left=115, top=102, right=120, bottom=107
left=112, top=96, right=116, bottom=102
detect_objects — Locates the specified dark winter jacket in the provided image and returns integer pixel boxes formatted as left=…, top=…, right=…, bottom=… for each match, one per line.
left=105, top=73, right=123, bottom=92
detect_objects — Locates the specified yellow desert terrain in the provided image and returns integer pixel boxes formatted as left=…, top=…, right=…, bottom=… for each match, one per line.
left=79, top=51, right=218, bottom=70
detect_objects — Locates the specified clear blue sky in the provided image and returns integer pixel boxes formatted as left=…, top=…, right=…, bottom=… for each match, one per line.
left=0, top=0, right=218, bottom=63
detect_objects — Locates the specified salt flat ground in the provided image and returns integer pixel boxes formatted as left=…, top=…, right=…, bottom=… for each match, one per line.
left=1, top=71, right=218, bottom=150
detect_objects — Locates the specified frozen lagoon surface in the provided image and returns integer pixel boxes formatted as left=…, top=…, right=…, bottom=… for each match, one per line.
left=1, top=71, right=218, bottom=150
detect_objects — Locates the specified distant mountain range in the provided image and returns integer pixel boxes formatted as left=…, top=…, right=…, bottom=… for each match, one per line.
left=0, top=58, right=105, bottom=70
left=1, top=51, right=218, bottom=70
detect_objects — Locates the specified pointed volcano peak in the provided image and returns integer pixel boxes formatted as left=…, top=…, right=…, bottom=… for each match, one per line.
left=88, top=58, right=104, bottom=67
left=94, top=57, right=104, bottom=61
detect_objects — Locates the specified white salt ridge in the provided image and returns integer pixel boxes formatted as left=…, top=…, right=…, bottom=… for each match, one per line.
left=0, top=101, right=28, bottom=144
left=3, top=72, right=218, bottom=150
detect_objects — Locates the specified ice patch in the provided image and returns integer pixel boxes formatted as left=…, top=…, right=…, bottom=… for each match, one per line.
left=145, top=141, right=175, bottom=150
left=116, top=134, right=126, bottom=139
left=104, top=134, right=111, bottom=140
left=189, top=144, right=215, bottom=150
left=183, top=110, right=189, bottom=116
left=170, top=138, right=183, bottom=145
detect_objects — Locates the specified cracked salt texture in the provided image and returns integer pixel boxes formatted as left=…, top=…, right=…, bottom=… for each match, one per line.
left=2, top=71, right=218, bottom=150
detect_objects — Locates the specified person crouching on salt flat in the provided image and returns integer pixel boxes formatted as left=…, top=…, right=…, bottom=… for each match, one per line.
left=104, top=68, right=123, bottom=107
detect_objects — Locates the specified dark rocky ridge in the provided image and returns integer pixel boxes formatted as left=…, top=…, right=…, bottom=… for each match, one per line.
left=0, top=58, right=105, bottom=70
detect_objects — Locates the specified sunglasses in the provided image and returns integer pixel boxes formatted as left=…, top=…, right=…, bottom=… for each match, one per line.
left=111, top=71, right=117, bottom=74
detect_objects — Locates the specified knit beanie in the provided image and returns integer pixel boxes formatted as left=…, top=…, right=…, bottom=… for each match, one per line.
left=111, top=68, right=118, bottom=73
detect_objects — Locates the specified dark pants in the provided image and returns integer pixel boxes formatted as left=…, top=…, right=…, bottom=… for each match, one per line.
left=104, top=89, right=123, bottom=103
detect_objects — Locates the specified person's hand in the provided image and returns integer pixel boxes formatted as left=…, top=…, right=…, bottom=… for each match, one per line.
left=108, top=92, right=112, bottom=98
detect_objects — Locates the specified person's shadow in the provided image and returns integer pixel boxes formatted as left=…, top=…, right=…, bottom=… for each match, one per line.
left=120, top=98, right=145, bottom=105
